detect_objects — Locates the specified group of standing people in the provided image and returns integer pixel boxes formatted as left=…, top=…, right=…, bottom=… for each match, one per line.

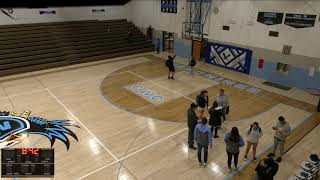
left=187, top=89, right=292, bottom=177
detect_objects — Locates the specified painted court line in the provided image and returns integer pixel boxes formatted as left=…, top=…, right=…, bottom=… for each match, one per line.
left=76, top=127, right=188, bottom=180
left=127, top=71, right=195, bottom=102
left=0, top=70, right=130, bottom=102
left=46, top=88, right=119, bottom=162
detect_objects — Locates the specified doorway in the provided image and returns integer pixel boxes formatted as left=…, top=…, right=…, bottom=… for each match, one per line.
left=163, top=31, right=175, bottom=53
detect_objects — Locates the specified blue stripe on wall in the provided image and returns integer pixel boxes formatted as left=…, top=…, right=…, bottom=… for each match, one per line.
left=250, top=59, right=320, bottom=90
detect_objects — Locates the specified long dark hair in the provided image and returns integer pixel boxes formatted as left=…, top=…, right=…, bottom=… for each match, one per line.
left=229, top=127, right=240, bottom=142
left=209, top=101, right=218, bottom=114
left=200, top=90, right=208, bottom=96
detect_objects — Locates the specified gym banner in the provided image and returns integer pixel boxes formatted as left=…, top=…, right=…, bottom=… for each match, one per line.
left=161, top=0, right=177, bottom=14
left=284, top=14, right=317, bottom=28
left=205, top=42, right=252, bottom=74
left=257, top=12, right=283, bottom=25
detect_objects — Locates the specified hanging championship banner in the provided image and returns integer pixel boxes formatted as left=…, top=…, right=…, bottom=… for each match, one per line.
left=161, top=0, right=177, bottom=14
left=284, top=14, right=317, bottom=28
left=257, top=12, right=283, bottom=25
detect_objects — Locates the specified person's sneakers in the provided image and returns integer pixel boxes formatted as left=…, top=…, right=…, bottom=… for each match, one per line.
left=276, top=157, right=282, bottom=163
left=189, top=146, right=197, bottom=150
left=214, top=135, right=219, bottom=138
left=199, top=162, right=203, bottom=167
left=244, top=155, right=247, bottom=161
left=253, top=157, right=257, bottom=162
left=228, top=168, right=232, bottom=173
left=234, top=167, right=238, bottom=171
left=203, top=163, right=207, bottom=167
left=171, top=77, right=174, bottom=80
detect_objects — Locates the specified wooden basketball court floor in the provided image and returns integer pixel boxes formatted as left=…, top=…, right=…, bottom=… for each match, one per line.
left=0, top=53, right=318, bottom=180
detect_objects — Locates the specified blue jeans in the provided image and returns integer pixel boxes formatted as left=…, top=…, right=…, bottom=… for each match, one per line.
left=197, top=143, right=208, bottom=163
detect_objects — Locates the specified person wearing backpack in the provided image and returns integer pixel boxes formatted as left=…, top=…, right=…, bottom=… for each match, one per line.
left=166, top=55, right=176, bottom=80
left=244, top=122, right=263, bottom=161
left=196, top=90, right=209, bottom=120
left=224, top=127, right=245, bottom=172
left=188, top=56, right=196, bottom=75
left=209, top=101, right=222, bottom=138
left=254, top=157, right=279, bottom=180
left=194, top=117, right=212, bottom=167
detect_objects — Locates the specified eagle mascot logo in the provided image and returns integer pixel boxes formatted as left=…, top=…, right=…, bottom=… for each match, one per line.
left=0, top=111, right=79, bottom=150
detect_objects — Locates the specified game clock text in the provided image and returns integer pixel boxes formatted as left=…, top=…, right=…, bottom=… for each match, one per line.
left=1, top=148, right=54, bottom=178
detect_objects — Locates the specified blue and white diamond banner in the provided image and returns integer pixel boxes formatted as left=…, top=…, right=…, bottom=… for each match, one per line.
left=205, top=42, right=252, bottom=74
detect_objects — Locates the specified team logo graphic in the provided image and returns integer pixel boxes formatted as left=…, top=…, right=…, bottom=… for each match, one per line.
left=206, top=43, right=252, bottom=74
left=0, top=111, right=79, bottom=150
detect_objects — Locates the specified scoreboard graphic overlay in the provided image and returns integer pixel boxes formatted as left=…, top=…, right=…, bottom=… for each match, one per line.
left=1, top=148, right=54, bottom=177
left=205, top=42, right=252, bottom=74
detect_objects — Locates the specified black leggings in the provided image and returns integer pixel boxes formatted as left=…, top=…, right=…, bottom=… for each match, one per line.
left=227, top=152, right=239, bottom=169
left=211, top=126, right=219, bottom=136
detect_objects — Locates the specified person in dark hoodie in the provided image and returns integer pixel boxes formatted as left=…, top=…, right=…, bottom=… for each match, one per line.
left=165, top=55, right=176, bottom=80
left=187, top=103, right=198, bottom=150
left=196, top=90, right=209, bottom=120
left=209, top=101, right=222, bottom=138
left=254, top=157, right=279, bottom=180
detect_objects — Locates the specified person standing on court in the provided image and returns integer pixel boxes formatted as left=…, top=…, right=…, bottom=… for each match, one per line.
left=224, top=127, right=245, bottom=172
left=271, top=116, right=291, bottom=162
left=165, top=55, right=176, bottom=80
left=196, top=90, right=209, bottom=120
left=244, top=122, right=263, bottom=161
left=188, top=56, right=196, bottom=75
left=187, top=103, right=198, bottom=150
left=216, top=89, right=229, bottom=123
left=194, top=117, right=212, bottom=167
left=209, top=101, right=222, bottom=138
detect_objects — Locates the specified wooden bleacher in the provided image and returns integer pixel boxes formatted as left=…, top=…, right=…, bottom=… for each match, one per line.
left=0, top=19, right=153, bottom=76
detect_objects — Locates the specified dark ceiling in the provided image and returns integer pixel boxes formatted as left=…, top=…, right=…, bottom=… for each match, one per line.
left=0, top=0, right=130, bottom=8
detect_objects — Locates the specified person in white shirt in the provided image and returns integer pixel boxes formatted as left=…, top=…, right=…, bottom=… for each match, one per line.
left=244, top=122, right=263, bottom=161
left=216, top=89, right=229, bottom=122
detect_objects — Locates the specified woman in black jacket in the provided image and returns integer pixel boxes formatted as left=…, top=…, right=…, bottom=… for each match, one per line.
left=209, top=101, right=222, bottom=138
left=196, top=90, right=208, bottom=120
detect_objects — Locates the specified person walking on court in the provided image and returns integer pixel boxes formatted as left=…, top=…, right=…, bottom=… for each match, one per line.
left=271, top=116, right=291, bottom=162
left=196, top=90, right=209, bottom=120
left=165, top=55, right=176, bottom=80
left=244, top=122, right=263, bottom=161
left=194, top=117, right=212, bottom=167
left=187, top=103, right=198, bottom=150
left=188, top=56, right=196, bottom=75
left=209, top=101, right=222, bottom=138
left=254, top=157, right=279, bottom=180
left=216, top=89, right=229, bottom=123
left=224, top=127, right=245, bottom=172
left=156, top=38, right=160, bottom=54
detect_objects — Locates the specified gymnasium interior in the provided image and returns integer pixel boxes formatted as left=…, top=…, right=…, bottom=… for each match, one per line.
left=0, top=0, right=319, bottom=179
